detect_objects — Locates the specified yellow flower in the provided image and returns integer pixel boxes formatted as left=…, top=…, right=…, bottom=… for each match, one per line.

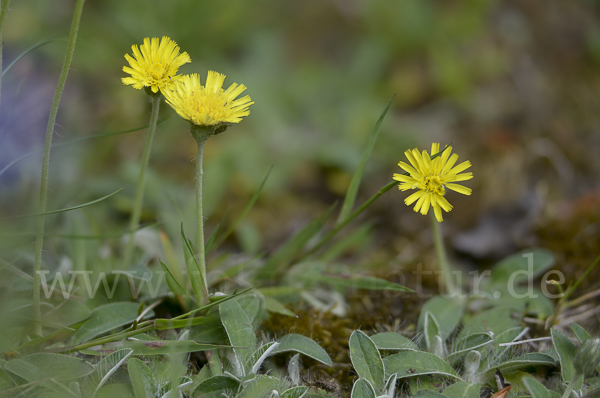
left=162, top=71, right=253, bottom=127
left=393, top=143, right=473, bottom=222
left=122, top=36, right=191, bottom=93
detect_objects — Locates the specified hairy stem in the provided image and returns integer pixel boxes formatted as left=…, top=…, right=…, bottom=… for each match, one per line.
left=122, top=93, right=161, bottom=267
left=431, top=212, right=457, bottom=296
left=194, top=135, right=210, bottom=305
left=32, top=0, right=85, bottom=336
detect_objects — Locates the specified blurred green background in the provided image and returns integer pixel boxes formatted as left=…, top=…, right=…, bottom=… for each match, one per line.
left=2, top=0, right=600, bottom=269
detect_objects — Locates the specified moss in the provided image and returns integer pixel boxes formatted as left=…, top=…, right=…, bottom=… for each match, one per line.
left=261, top=273, right=429, bottom=392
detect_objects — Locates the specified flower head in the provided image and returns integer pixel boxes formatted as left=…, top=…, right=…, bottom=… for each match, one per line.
left=162, top=71, right=253, bottom=128
left=393, top=143, right=473, bottom=222
left=122, top=36, right=191, bottom=94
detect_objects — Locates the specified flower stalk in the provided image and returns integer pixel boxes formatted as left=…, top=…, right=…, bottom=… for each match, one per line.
left=431, top=212, right=457, bottom=296
left=122, top=92, right=161, bottom=268
left=192, top=125, right=214, bottom=305
left=32, top=0, right=85, bottom=336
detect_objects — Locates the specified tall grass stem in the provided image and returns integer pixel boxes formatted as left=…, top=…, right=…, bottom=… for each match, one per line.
left=32, top=0, right=85, bottom=336
left=0, top=0, right=12, bottom=115
left=122, top=94, right=161, bottom=268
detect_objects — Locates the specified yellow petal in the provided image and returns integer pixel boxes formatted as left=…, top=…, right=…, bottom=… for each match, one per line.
left=436, top=194, right=453, bottom=211
left=433, top=203, right=443, bottom=222
left=405, top=190, right=424, bottom=205
left=446, top=183, right=472, bottom=195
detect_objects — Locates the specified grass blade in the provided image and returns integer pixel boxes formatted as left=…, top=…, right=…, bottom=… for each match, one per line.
left=0, top=119, right=169, bottom=177
left=181, top=224, right=208, bottom=305
left=337, top=95, right=394, bottom=225
left=10, top=188, right=123, bottom=218
left=2, top=38, right=63, bottom=77
left=256, top=203, right=336, bottom=280
left=211, top=166, right=272, bottom=252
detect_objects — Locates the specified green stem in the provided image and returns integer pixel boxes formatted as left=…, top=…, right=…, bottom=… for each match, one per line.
left=32, top=0, right=85, bottom=336
left=194, top=135, right=210, bottom=305
left=207, top=350, right=223, bottom=376
left=561, top=372, right=581, bottom=398
left=192, top=125, right=219, bottom=374
left=431, top=212, right=457, bottom=296
left=122, top=93, right=161, bottom=268
left=299, top=180, right=397, bottom=261
left=0, top=0, right=12, bottom=115
left=53, top=325, right=154, bottom=353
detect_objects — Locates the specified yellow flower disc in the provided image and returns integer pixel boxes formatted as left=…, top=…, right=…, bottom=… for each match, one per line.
left=122, top=36, right=191, bottom=93
left=393, top=143, right=473, bottom=222
left=162, top=71, right=254, bottom=126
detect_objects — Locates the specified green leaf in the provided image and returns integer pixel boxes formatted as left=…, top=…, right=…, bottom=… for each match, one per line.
left=491, top=287, right=554, bottom=318
left=523, top=376, right=552, bottom=398
left=457, top=306, right=520, bottom=340
left=281, top=386, right=309, bottom=398
left=23, top=353, right=93, bottom=381
left=350, top=378, right=376, bottom=398
left=489, top=248, right=555, bottom=286
left=443, top=382, right=480, bottom=398
left=483, top=353, right=556, bottom=383
left=551, top=328, right=580, bottom=387
left=193, top=375, right=239, bottom=394
left=128, top=358, right=156, bottom=398
left=237, top=375, right=282, bottom=398
left=264, top=296, right=296, bottom=317
left=370, top=332, right=418, bottom=351
left=181, top=224, right=207, bottom=304
left=337, top=95, right=394, bottom=225
left=159, top=260, right=186, bottom=297
left=489, top=326, right=527, bottom=366
left=570, top=323, right=591, bottom=344
left=424, top=313, right=441, bottom=353
left=92, top=383, right=133, bottom=398
left=3, top=359, right=44, bottom=382
left=272, top=334, right=332, bottom=367
left=412, top=391, right=448, bottom=398
left=417, top=296, right=463, bottom=340
left=219, top=297, right=256, bottom=369
left=383, top=351, right=460, bottom=380
left=257, top=204, right=336, bottom=279
left=72, top=302, right=153, bottom=344
left=188, top=313, right=229, bottom=344
left=349, top=330, right=385, bottom=391
left=237, top=295, right=264, bottom=329
left=447, top=333, right=494, bottom=364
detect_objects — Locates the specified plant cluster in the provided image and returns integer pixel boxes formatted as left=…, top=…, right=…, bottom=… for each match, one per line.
left=1, top=3, right=600, bottom=398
